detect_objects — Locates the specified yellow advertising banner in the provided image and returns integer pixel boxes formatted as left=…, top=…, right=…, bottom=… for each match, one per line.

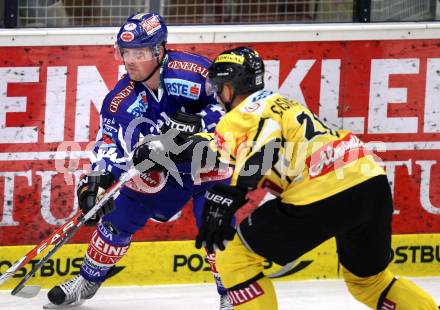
left=0, top=234, right=438, bottom=290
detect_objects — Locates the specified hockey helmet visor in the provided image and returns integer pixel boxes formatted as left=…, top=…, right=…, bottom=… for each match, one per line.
left=115, top=46, right=156, bottom=63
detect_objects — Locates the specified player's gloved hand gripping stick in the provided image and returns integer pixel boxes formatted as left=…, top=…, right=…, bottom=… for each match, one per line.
left=132, top=111, right=202, bottom=174
left=195, top=184, right=248, bottom=252
left=0, top=168, right=139, bottom=298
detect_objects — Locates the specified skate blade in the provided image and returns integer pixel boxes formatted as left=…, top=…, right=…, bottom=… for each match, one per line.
left=13, top=285, right=41, bottom=298
left=43, top=300, right=85, bottom=309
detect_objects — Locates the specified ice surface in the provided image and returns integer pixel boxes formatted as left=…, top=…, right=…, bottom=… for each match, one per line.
left=0, top=277, right=438, bottom=309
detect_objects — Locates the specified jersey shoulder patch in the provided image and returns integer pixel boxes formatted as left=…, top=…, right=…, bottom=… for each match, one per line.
left=239, top=90, right=274, bottom=115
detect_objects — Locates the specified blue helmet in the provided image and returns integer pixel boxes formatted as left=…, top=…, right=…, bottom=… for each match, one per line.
left=116, top=13, right=168, bottom=50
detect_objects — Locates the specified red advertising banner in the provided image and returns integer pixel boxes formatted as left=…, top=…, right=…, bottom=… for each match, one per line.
left=0, top=40, right=439, bottom=245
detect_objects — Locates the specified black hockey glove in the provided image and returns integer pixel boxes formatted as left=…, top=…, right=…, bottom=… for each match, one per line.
left=196, top=184, right=248, bottom=252
left=132, top=133, right=169, bottom=173
left=162, top=110, right=202, bottom=144
left=132, top=111, right=202, bottom=173
left=77, top=172, right=115, bottom=226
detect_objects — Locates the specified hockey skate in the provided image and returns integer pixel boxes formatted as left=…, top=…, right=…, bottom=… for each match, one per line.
left=43, top=274, right=101, bottom=309
left=219, top=294, right=233, bottom=310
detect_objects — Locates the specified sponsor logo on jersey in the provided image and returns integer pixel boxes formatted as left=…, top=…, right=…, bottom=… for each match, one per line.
left=306, top=133, right=367, bottom=179
left=126, top=90, right=148, bottom=117
left=227, top=281, right=264, bottom=306
left=214, top=130, right=226, bottom=151
left=241, top=91, right=271, bottom=115
left=164, top=78, right=201, bottom=100
left=251, top=90, right=272, bottom=102
left=141, top=15, right=161, bottom=35
left=123, top=23, right=137, bottom=31
left=120, top=31, right=134, bottom=42
left=243, top=102, right=261, bottom=113
left=109, top=81, right=135, bottom=113
left=167, top=60, right=209, bottom=78
left=194, top=167, right=233, bottom=185
left=125, top=171, right=168, bottom=194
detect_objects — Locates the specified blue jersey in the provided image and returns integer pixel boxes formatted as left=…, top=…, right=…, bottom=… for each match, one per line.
left=79, top=22, right=228, bottom=296
left=92, top=50, right=223, bottom=178
left=90, top=50, right=225, bottom=219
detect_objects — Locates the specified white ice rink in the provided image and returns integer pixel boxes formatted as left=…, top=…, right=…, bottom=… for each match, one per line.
left=1, top=277, right=439, bottom=309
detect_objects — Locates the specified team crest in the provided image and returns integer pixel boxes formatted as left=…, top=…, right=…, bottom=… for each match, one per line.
left=126, top=91, right=148, bottom=117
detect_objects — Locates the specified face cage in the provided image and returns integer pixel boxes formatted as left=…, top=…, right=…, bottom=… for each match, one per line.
left=114, top=45, right=158, bottom=63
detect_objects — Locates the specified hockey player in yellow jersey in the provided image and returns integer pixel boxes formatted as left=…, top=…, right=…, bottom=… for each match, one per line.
left=190, top=47, right=438, bottom=309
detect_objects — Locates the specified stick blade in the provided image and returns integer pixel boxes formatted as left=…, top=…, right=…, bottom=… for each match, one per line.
left=12, top=285, right=41, bottom=298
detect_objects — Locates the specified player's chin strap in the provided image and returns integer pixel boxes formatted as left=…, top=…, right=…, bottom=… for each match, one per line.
left=140, top=46, right=166, bottom=83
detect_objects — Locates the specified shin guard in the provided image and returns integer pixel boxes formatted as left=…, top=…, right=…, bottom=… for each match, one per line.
left=80, top=222, right=132, bottom=282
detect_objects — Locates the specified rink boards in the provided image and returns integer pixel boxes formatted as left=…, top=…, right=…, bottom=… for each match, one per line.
left=0, top=24, right=440, bottom=291
left=0, top=233, right=439, bottom=290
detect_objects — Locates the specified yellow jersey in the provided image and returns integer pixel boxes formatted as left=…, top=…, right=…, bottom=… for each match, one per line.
left=208, top=90, right=385, bottom=205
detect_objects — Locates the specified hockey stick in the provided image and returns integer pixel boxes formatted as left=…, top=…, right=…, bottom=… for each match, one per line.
left=0, top=214, right=80, bottom=287
left=0, top=168, right=138, bottom=298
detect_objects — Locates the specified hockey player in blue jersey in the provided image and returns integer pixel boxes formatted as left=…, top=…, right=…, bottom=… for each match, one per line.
left=45, top=12, right=232, bottom=309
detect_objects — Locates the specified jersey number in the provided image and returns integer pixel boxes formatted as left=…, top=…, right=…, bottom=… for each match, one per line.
left=296, top=112, right=340, bottom=141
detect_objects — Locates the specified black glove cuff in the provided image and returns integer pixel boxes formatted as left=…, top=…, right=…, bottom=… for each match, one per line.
left=207, top=184, right=248, bottom=213
left=163, top=111, right=202, bottom=136
left=97, top=172, right=115, bottom=189
left=77, top=172, right=114, bottom=197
